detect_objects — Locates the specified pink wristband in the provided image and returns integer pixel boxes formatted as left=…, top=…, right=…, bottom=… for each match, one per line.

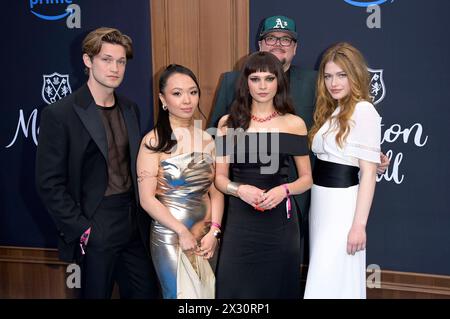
left=211, top=222, right=221, bottom=229
left=282, top=184, right=292, bottom=219
left=79, top=227, right=91, bottom=255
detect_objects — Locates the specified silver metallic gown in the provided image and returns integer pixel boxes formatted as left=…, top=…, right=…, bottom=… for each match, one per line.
left=150, top=152, right=214, bottom=299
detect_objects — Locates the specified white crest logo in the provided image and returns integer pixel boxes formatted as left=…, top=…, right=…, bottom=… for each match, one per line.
left=274, top=18, right=287, bottom=29
left=368, top=68, right=385, bottom=105
left=42, top=72, right=72, bottom=104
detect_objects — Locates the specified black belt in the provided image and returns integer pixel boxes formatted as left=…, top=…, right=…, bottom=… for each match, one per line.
left=313, top=158, right=359, bottom=188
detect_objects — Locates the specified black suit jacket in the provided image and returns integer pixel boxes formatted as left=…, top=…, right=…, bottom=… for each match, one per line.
left=36, top=84, right=150, bottom=262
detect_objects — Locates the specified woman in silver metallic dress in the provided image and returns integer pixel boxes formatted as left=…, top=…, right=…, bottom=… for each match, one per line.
left=136, top=64, right=224, bottom=299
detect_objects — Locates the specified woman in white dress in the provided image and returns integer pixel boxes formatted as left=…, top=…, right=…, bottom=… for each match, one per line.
left=304, top=42, right=381, bottom=299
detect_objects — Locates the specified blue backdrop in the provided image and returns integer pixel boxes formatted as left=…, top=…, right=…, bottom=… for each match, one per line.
left=250, top=0, right=450, bottom=275
left=1, top=0, right=153, bottom=248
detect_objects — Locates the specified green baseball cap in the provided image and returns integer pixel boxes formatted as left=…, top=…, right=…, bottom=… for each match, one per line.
left=259, top=15, right=297, bottom=40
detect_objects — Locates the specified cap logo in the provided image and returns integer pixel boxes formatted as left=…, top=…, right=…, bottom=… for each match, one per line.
left=274, top=18, right=287, bottom=29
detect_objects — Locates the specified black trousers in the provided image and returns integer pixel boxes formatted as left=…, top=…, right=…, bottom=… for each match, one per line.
left=80, top=192, right=159, bottom=299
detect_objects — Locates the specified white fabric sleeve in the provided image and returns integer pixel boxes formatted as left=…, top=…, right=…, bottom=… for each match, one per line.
left=344, top=101, right=381, bottom=163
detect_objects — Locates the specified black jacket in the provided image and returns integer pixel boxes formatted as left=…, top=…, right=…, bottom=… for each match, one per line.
left=35, top=84, right=150, bottom=262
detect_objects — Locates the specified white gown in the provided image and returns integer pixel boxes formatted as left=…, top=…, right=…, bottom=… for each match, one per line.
left=304, top=101, right=381, bottom=299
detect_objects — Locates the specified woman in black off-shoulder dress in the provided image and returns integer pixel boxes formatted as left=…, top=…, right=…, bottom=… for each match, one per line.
left=214, top=52, right=313, bottom=299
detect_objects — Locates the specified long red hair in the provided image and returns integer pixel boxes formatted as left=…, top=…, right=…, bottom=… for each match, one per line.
left=309, top=42, right=371, bottom=148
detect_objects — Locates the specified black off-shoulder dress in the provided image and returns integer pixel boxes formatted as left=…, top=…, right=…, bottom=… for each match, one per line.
left=215, top=132, right=309, bottom=299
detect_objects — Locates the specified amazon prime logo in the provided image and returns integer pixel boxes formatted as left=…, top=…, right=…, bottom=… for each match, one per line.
left=344, top=0, right=394, bottom=7
left=368, top=68, right=385, bottom=105
left=42, top=73, right=72, bottom=104
left=29, top=0, right=81, bottom=29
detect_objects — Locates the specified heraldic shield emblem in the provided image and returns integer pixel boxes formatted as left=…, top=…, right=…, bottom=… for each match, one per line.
left=368, top=68, right=385, bottom=105
left=42, top=72, right=72, bottom=105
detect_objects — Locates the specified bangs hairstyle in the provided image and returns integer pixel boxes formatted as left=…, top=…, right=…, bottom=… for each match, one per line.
left=82, top=27, right=133, bottom=74
left=225, top=51, right=294, bottom=130
left=309, top=42, right=371, bottom=148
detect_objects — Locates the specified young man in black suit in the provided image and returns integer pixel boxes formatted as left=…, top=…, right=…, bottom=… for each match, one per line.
left=36, top=27, right=159, bottom=299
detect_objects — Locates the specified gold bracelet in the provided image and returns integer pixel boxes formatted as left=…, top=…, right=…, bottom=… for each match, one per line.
left=226, top=182, right=241, bottom=197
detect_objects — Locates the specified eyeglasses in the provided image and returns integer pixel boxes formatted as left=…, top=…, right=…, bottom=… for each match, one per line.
left=262, top=36, right=295, bottom=47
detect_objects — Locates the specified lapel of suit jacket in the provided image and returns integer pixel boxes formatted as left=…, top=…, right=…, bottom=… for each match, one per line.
left=72, top=84, right=108, bottom=161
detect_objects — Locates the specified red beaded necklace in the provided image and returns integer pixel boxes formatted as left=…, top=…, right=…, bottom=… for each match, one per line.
left=251, top=111, right=279, bottom=123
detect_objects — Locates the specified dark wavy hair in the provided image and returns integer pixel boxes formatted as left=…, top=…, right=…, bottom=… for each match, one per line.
left=224, top=51, right=295, bottom=130
left=146, top=64, right=201, bottom=153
